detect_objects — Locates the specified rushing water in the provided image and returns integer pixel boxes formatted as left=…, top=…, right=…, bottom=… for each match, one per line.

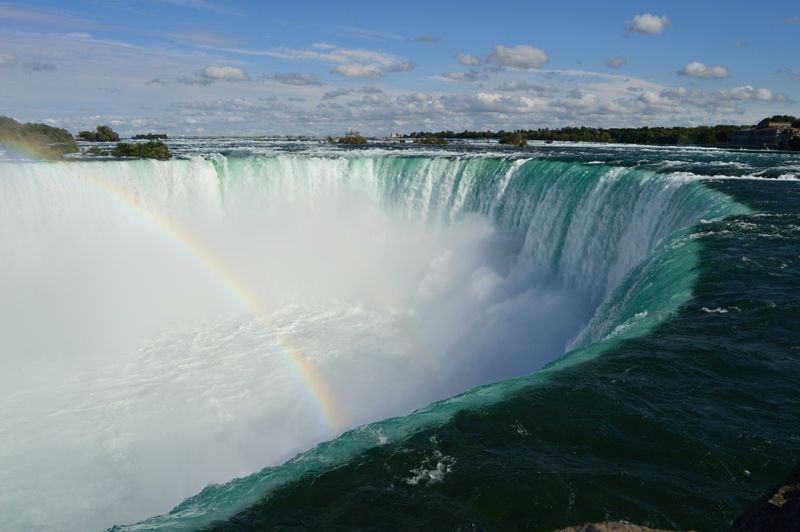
left=0, top=140, right=798, bottom=531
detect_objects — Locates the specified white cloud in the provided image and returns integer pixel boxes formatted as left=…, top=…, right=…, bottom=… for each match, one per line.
left=387, top=61, right=414, bottom=72
left=487, top=44, right=548, bottom=69
left=607, top=56, right=627, bottom=69
left=678, top=61, right=730, bottom=79
left=495, top=81, right=559, bottom=95
left=249, top=44, right=398, bottom=66
left=178, top=65, right=250, bottom=85
left=722, top=85, right=786, bottom=102
left=440, top=71, right=481, bottom=82
left=627, top=14, right=669, bottom=35
left=200, top=65, right=249, bottom=81
left=322, top=88, right=353, bottom=100
left=635, top=85, right=789, bottom=116
left=333, top=63, right=384, bottom=79
left=455, top=53, right=480, bottom=66
left=271, top=73, right=321, bottom=86
left=0, top=53, right=16, bottom=66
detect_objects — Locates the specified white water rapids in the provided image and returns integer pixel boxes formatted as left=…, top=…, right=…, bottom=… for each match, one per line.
left=0, top=154, right=729, bottom=531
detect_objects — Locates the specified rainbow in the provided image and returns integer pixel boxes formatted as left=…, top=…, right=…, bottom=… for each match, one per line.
left=3, top=145, right=346, bottom=432
left=88, top=163, right=344, bottom=431
left=0, top=136, right=69, bottom=161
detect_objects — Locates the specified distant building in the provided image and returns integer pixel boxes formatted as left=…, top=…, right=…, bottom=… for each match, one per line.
left=731, top=118, right=799, bottom=149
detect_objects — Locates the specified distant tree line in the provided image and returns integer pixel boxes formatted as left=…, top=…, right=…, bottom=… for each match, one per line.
left=407, top=116, right=800, bottom=149
left=767, top=115, right=800, bottom=127
left=132, top=133, right=168, bottom=140
left=407, top=125, right=747, bottom=146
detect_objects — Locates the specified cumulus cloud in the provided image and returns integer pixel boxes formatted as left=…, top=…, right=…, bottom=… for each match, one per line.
left=455, top=53, right=480, bottom=66
left=178, top=65, right=249, bottom=85
left=627, top=13, right=669, bottom=35
left=495, top=81, right=559, bottom=95
left=160, top=76, right=794, bottom=135
left=322, top=88, right=353, bottom=100
left=251, top=44, right=398, bottom=67
left=441, top=70, right=481, bottom=82
left=720, top=85, right=788, bottom=102
left=678, top=61, right=730, bottom=79
left=634, top=85, right=789, bottom=116
left=487, top=44, right=548, bottom=69
left=200, top=65, right=249, bottom=81
left=322, top=87, right=384, bottom=100
left=607, top=56, right=627, bottom=68
left=178, top=76, right=213, bottom=86
left=271, top=73, right=321, bottom=86
left=333, top=63, right=384, bottom=79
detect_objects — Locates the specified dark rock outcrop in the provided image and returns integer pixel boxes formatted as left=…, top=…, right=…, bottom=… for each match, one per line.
left=732, top=463, right=800, bottom=531
left=555, top=522, right=672, bottom=532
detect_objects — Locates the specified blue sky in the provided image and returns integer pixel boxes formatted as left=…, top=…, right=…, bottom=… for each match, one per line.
left=0, top=0, right=798, bottom=135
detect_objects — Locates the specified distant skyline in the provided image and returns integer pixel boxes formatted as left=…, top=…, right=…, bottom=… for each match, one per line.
left=0, top=0, right=798, bottom=135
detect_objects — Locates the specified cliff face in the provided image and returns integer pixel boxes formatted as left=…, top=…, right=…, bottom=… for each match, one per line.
left=732, top=463, right=800, bottom=532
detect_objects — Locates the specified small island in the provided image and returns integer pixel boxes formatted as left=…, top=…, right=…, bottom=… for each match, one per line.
left=336, top=129, right=368, bottom=145
left=132, top=133, right=168, bottom=140
left=75, top=125, right=171, bottom=159
left=77, top=125, right=120, bottom=142
left=413, top=135, right=448, bottom=146
left=111, top=141, right=171, bottom=160
left=498, top=131, right=527, bottom=148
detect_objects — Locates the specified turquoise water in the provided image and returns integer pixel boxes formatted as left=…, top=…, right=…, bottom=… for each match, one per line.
left=101, top=143, right=800, bottom=531
left=1, top=141, right=798, bottom=531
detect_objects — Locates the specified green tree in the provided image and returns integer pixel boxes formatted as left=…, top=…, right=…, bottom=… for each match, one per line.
left=111, top=141, right=171, bottom=160
left=78, top=125, right=120, bottom=142
left=0, top=115, right=78, bottom=159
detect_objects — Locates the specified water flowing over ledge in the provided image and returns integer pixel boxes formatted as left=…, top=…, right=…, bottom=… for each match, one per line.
left=0, top=153, right=746, bottom=531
